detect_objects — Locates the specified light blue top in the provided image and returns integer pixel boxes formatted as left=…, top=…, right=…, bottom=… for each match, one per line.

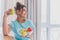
left=9, top=19, right=34, bottom=40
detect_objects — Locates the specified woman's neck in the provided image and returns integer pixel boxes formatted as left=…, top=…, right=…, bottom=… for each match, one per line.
left=17, top=16, right=26, bottom=23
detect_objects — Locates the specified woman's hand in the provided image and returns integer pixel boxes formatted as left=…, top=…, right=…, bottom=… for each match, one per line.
left=21, top=33, right=33, bottom=39
left=4, top=9, right=12, bottom=17
left=26, top=34, right=33, bottom=39
left=3, top=9, right=11, bottom=36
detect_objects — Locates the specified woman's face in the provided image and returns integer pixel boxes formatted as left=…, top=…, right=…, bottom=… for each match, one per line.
left=16, top=7, right=27, bottom=18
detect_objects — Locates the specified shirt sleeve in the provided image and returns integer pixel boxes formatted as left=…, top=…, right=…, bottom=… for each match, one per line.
left=28, top=20, right=35, bottom=29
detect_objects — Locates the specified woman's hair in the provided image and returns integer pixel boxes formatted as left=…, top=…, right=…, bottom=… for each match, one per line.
left=15, top=2, right=26, bottom=10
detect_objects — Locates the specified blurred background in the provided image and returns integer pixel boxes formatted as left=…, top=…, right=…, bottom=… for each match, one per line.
left=0, top=0, right=60, bottom=40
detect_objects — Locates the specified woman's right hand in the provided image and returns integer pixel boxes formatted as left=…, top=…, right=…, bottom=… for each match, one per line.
left=4, top=9, right=12, bottom=17
left=3, top=9, right=12, bottom=36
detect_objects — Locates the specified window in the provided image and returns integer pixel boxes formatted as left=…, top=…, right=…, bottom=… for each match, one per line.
left=50, top=0, right=60, bottom=24
left=41, top=0, right=47, bottom=40
left=49, top=0, right=60, bottom=40
left=41, top=0, right=47, bottom=23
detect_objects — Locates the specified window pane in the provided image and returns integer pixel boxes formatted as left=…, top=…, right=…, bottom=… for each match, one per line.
left=49, top=27, right=60, bottom=40
left=41, top=0, right=47, bottom=23
left=50, top=0, right=60, bottom=24
left=41, top=27, right=46, bottom=40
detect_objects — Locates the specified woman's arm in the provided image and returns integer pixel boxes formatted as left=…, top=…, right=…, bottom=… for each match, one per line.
left=3, top=11, right=11, bottom=36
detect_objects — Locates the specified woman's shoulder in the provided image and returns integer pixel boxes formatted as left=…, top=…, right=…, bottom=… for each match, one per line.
left=27, top=19, right=35, bottom=29
left=27, top=19, right=34, bottom=25
left=27, top=19, right=33, bottom=22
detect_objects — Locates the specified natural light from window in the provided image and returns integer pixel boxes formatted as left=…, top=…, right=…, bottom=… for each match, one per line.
left=41, top=0, right=47, bottom=23
left=50, top=0, right=60, bottom=24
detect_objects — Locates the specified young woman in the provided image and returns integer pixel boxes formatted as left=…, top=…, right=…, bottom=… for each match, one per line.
left=3, top=2, right=34, bottom=40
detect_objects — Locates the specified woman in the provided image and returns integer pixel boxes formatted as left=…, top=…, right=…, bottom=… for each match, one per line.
left=3, top=2, right=34, bottom=40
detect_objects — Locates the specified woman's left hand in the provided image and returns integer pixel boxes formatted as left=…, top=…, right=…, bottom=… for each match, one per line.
left=26, top=34, right=33, bottom=39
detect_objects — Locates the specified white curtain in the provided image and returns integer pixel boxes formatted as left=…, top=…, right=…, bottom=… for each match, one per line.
left=27, top=0, right=41, bottom=40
